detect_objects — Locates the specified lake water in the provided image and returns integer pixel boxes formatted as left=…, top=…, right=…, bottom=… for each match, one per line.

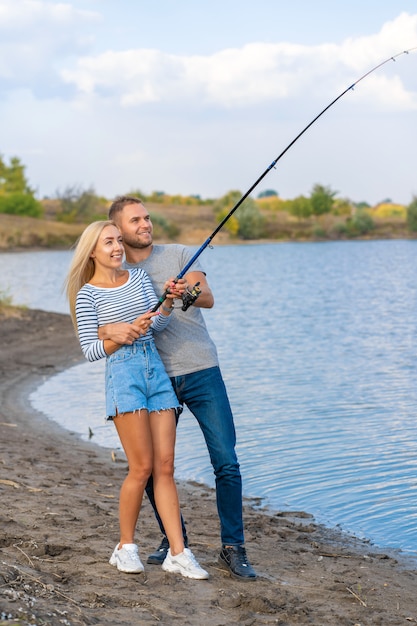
left=2, top=240, right=417, bottom=557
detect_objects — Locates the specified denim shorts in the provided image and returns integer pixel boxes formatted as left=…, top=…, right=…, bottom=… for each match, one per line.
left=105, top=339, right=180, bottom=419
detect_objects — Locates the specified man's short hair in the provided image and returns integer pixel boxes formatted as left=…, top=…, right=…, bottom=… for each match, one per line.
left=108, top=195, right=143, bottom=220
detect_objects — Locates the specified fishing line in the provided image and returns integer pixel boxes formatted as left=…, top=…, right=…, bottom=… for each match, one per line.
left=153, top=46, right=417, bottom=312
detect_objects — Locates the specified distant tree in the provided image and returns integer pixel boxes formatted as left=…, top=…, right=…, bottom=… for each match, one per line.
left=0, top=153, right=42, bottom=216
left=215, top=207, right=239, bottom=236
left=287, top=195, right=312, bottom=219
left=213, top=190, right=241, bottom=236
left=55, top=185, right=107, bottom=223
left=406, top=196, right=417, bottom=232
left=127, top=189, right=147, bottom=201
left=354, top=201, right=371, bottom=210
left=257, top=189, right=278, bottom=199
left=213, top=190, right=264, bottom=239
left=3, top=156, right=34, bottom=194
left=148, top=191, right=166, bottom=203
left=0, top=154, right=34, bottom=194
left=237, top=201, right=265, bottom=239
left=310, top=184, right=338, bottom=216
left=333, top=198, right=353, bottom=216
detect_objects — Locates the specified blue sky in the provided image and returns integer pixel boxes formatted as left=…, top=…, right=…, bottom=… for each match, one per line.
left=1, top=1, right=417, bottom=205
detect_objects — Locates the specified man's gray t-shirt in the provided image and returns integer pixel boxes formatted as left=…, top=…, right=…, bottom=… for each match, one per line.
left=125, top=244, right=219, bottom=377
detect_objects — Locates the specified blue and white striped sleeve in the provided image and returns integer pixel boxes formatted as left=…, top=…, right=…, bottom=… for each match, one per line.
left=75, top=289, right=108, bottom=362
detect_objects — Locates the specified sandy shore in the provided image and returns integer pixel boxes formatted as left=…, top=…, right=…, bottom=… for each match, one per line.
left=1, top=307, right=417, bottom=626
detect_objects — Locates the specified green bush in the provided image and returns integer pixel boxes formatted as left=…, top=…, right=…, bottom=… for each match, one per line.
left=331, top=222, right=348, bottom=237
left=237, top=202, right=265, bottom=239
left=345, top=210, right=375, bottom=236
left=0, top=192, right=43, bottom=217
left=310, top=184, right=337, bottom=216
left=312, top=225, right=326, bottom=238
left=287, top=195, right=312, bottom=219
left=213, top=190, right=265, bottom=240
left=150, top=213, right=180, bottom=238
left=55, top=185, right=107, bottom=223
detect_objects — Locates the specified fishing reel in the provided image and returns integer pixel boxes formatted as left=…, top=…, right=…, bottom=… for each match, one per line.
left=181, top=282, right=201, bottom=311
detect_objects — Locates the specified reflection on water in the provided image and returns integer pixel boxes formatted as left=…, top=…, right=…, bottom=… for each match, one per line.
left=4, top=242, right=417, bottom=555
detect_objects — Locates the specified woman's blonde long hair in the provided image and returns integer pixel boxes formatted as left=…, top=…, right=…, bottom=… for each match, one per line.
left=65, top=220, right=117, bottom=329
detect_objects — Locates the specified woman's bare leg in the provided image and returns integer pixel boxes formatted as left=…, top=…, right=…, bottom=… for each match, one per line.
left=113, top=410, right=153, bottom=546
left=150, top=409, right=184, bottom=556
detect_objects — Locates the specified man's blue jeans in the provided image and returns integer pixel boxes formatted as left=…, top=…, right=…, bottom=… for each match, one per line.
left=145, top=366, right=245, bottom=546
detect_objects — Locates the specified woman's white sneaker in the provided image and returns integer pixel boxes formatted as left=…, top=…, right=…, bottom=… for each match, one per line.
left=162, top=548, right=209, bottom=580
left=109, top=543, right=144, bottom=573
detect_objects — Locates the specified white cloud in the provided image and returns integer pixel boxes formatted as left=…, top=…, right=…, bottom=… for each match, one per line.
left=59, top=12, right=417, bottom=111
left=338, top=12, right=417, bottom=67
left=1, top=4, right=416, bottom=204
left=0, top=0, right=99, bottom=95
left=351, top=74, right=417, bottom=112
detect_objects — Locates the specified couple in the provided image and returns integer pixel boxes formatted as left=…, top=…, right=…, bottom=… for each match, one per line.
left=66, top=195, right=256, bottom=581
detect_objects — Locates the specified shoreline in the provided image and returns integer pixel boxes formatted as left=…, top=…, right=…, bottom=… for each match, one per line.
left=1, top=308, right=417, bottom=625
left=30, top=365, right=417, bottom=565
left=1, top=233, right=417, bottom=257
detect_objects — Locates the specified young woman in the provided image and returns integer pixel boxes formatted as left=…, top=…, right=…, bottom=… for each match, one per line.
left=65, top=220, right=208, bottom=580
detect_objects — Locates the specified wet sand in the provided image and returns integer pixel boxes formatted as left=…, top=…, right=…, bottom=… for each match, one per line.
left=1, top=307, right=417, bottom=626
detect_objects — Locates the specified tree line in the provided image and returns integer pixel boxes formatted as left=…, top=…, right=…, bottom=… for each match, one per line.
left=1, top=152, right=417, bottom=240
left=0, top=155, right=42, bottom=217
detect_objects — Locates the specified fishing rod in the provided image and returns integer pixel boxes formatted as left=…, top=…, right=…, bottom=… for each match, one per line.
left=153, top=46, right=417, bottom=312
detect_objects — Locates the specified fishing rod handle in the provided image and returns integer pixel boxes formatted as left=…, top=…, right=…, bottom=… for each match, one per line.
left=151, top=286, right=175, bottom=312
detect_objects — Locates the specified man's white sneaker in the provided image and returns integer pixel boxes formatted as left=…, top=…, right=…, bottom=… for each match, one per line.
left=109, top=543, right=144, bottom=573
left=162, top=548, right=209, bottom=580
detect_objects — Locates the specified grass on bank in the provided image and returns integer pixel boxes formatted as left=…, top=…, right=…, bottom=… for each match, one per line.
left=0, top=213, right=84, bottom=250
left=0, top=287, right=26, bottom=318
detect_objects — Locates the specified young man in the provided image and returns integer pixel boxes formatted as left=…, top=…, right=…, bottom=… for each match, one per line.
left=102, top=195, right=256, bottom=581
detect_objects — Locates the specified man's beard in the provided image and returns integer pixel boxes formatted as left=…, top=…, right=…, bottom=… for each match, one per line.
left=122, top=233, right=152, bottom=249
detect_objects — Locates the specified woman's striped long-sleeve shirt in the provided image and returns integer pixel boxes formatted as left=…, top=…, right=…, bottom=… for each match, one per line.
left=75, top=267, right=171, bottom=362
